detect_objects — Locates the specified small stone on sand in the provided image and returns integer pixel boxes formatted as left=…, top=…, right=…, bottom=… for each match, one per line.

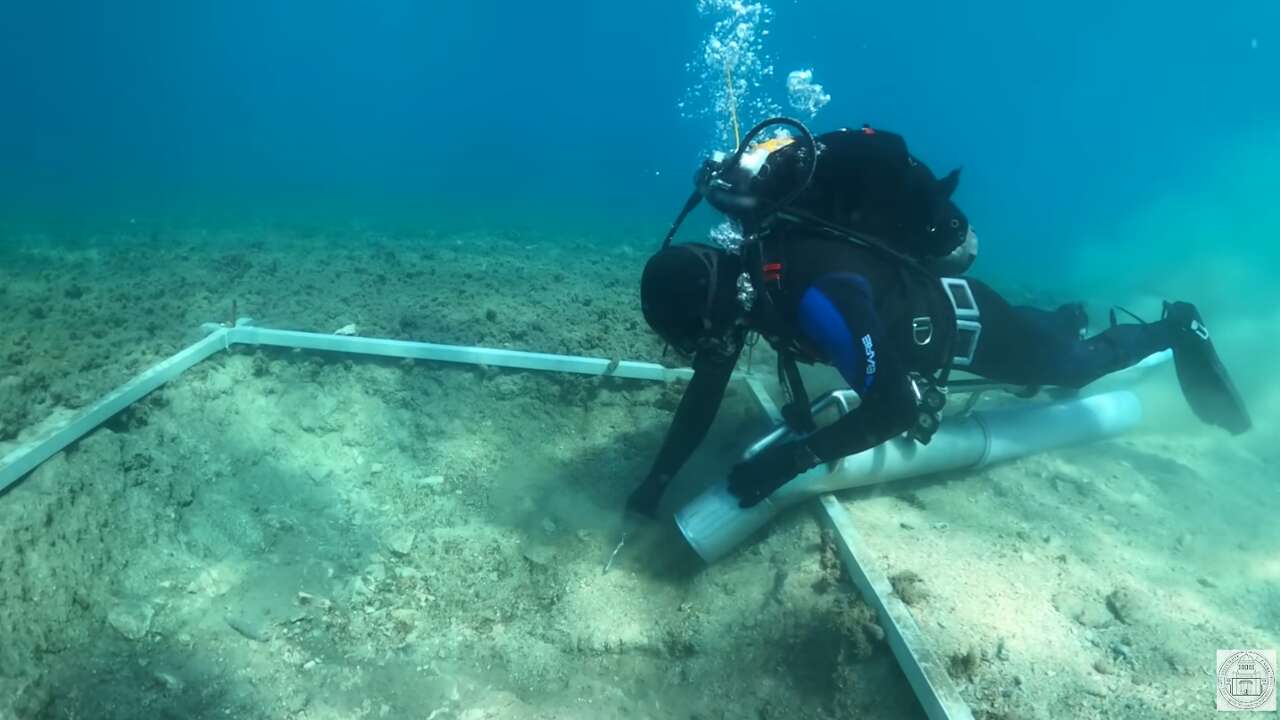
left=154, top=671, right=184, bottom=692
left=107, top=602, right=154, bottom=641
left=522, top=544, right=557, bottom=566
left=225, top=613, right=270, bottom=642
left=386, top=529, right=417, bottom=557
left=417, top=475, right=445, bottom=489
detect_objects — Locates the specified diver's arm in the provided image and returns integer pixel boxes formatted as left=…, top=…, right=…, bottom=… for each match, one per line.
left=728, top=273, right=917, bottom=506
left=649, top=345, right=740, bottom=477
left=804, top=366, right=916, bottom=461
left=629, top=344, right=742, bottom=516
left=789, top=271, right=918, bottom=461
left=727, top=352, right=917, bottom=507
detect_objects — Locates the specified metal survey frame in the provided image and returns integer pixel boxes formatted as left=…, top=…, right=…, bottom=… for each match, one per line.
left=0, top=321, right=694, bottom=496
left=742, top=381, right=977, bottom=720
left=0, top=321, right=1018, bottom=719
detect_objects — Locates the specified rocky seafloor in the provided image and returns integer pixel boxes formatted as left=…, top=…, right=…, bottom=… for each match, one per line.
left=1, top=228, right=1274, bottom=720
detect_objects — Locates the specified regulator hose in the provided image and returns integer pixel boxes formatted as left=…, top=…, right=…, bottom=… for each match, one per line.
left=659, top=116, right=819, bottom=250
left=722, top=116, right=818, bottom=219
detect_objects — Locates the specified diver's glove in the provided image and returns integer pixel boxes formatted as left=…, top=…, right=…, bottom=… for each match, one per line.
left=626, top=473, right=671, bottom=519
left=728, top=439, right=822, bottom=508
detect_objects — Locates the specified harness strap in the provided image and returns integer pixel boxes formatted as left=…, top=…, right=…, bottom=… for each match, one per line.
left=740, top=232, right=818, bottom=434
left=778, top=348, right=818, bottom=434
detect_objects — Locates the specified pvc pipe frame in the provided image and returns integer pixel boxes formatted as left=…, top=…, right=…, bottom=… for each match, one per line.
left=0, top=323, right=1157, bottom=720
left=739, top=384, right=978, bottom=720
left=0, top=322, right=696, bottom=496
left=3, top=322, right=1161, bottom=496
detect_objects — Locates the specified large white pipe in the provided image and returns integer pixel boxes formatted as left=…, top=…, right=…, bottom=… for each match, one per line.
left=675, top=390, right=1143, bottom=563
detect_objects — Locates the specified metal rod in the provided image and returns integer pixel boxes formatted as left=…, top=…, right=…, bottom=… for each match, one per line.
left=740, top=379, right=976, bottom=720
left=0, top=329, right=232, bottom=494
left=818, top=495, right=976, bottom=720
left=227, top=326, right=695, bottom=383
left=2, top=323, right=706, bottom=494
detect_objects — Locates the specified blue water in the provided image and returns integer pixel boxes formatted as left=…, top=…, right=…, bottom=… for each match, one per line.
left=2, top=6, right=1278, bottom=716
left=2, top=1, right=1277, bottom=277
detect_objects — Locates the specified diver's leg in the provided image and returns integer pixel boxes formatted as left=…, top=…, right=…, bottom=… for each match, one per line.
left=964, top=279, right=1133, bottom=388
left=965, top=280, right=1250, bottom=434
left=966, top=280, right=1177, bottom=388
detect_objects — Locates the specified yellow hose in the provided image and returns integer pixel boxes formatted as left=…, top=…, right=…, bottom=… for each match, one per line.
left=724, top=62, right=741, bottom=150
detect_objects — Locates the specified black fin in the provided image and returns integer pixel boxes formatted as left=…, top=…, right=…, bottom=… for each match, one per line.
left=1167, top=303, right=1252, bottom=435
left=936, top=168, right=962, bottom=199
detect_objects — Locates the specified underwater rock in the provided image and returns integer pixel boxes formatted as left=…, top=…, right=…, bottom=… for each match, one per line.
left=995, top=638, right=1011, bottom=661
left=1051, top=592, right=1112, bottom=628
left=153, top=671, right=184, bottom=692
left=0, top=676, right=51, bottom=719
left=889, top=570, right=929, bottom=606
left=224, top=612, right=270, bottom=642
left=521, top=543, right=557, bottom=567
left=285, top=692, right=311, bottom=714
left=415, top=474, right=446, bottom=489
left=457, top=691, right=534, bottom=720
left=106, top=601, right=154, bottom=640
left=947, top=647, right=983, bottom=682
left=389, top=607, right=417, bottom=635
left=1082, top=675, right=1110, bottom=697
left=385, top=528, right=417, bottom=557
left=169, top=474, right=195, bottom=507
left=1105, top=585, right=1147, bottom=625
left=813, top=528, right=844, bottom=593
left=826, top=594, right=881, bottom=661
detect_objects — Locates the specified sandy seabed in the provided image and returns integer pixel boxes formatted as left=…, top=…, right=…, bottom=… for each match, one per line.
left=0, top=229, right=1275, bottom=720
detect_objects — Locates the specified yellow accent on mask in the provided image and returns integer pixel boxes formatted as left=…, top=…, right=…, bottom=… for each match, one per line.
left=753, top=137, right=796, bottom=154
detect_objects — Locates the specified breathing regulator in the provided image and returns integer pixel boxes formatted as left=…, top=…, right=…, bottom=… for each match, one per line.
left=659, top=117, right=820, bottom=251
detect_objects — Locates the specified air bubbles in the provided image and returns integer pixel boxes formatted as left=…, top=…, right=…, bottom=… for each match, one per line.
left=786, top=69, right=831, bottom=118
left=685, top=1, right=782, bottom=150
left=709, top=220, right=744, bottom=252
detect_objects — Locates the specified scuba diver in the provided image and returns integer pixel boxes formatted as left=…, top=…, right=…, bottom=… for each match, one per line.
left=628, top=118, right=1251, bottom=517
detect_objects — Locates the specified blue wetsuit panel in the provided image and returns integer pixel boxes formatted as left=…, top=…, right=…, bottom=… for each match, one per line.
left=797, top=273, right=880, bottom=394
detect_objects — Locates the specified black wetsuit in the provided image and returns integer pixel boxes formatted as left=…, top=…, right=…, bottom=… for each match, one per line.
left=637, top=126, right=1192, bottom=510
left=645, top=231, right=1175, bottom=490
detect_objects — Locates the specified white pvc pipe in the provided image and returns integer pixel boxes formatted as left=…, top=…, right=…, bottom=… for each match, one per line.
left=675, top=390, right=1143, bottom=563
left=0, top=329, right=232, bottom=495
left=1, top=322, right=702, bottom=496
left=227, top=326, right=694, bottom=383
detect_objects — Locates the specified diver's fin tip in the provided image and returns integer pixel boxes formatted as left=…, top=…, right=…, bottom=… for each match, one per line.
left=936, top=168, right=962, bottom=199
left=1166, top=302, right=1252, bottom=437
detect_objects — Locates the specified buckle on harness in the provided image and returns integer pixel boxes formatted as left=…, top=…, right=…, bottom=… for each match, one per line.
left=941, top=277, right=982, bottom=367
left=912, top=317, right=934, bottom=346
left=953, top=321, right=981, bottom=367
left=908, top=372, right=948, bottom=444
left=736, top=272, right=756, bottom=311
